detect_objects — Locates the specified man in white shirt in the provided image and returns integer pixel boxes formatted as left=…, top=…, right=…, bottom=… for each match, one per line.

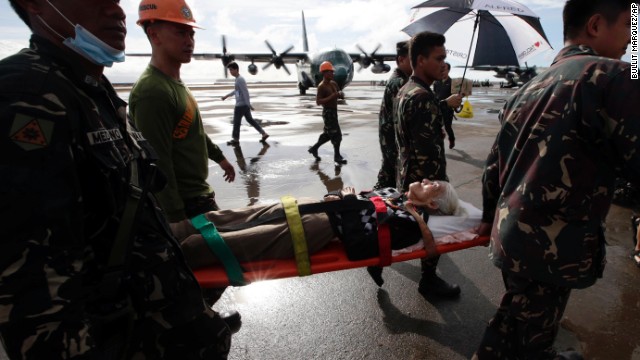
left=222, top=62, right=269, bottom=145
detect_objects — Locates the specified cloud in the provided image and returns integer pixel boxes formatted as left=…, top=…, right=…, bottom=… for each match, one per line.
left=2, top=0, right=571, bottom=84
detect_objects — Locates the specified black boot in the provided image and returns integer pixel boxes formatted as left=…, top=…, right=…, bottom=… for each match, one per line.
left=366, top=266, right=384, bottom=287
left=219, top=310, right=242, bottom=334
left=333, top=143, right=347, bottom=164
left=418, top=273, right=461, bottom=298
left=308, top=145, right=321, bottom=161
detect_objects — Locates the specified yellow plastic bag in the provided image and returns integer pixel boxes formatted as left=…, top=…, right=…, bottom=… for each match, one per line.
left=458, top=98, right=473, bottom=119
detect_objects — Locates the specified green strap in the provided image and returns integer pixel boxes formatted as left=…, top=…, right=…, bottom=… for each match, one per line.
left=281, top=196, right=311, bottom=276
left=191, top=214, right=246, bottom=286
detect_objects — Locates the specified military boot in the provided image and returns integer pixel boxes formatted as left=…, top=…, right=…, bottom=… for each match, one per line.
left=333, top=144, right=347, bottom=164
left=418, top=273, right=461, bottom=298
left=308, top=144, right=321, bottom=161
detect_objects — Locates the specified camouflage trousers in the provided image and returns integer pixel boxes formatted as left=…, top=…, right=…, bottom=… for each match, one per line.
left=313, top=108, right=342, bottom=147
left=1, top=286, right=231, bottom=360
left=420, top=255, right=441, bottom=277
left=443, top=108, right=455, bottom=141
left=473, top=271, right=572, bottom=360
left=374, top=121, right=397, bottom=190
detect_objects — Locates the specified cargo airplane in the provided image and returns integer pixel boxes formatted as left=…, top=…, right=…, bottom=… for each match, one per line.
left=189, top=11, right=397, bottom=95
left=468, top=64, right=541, bottom=88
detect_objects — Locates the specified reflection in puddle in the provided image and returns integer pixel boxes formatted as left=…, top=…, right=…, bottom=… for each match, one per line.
left=230, top=142, right=271, bottom=206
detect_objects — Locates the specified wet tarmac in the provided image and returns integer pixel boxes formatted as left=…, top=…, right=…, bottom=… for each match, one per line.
left=1, top=82, right=632, bottom=360
left=132, top=81, right=634, bottom=360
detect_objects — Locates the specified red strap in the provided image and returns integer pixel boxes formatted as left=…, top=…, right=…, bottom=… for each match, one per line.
left=370, top=196, right=392, bottom=267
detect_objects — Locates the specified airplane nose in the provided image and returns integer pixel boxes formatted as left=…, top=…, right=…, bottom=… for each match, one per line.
left=333, top=66, right=348, bottom=88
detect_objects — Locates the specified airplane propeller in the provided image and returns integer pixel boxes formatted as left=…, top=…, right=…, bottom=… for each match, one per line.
left=221, top=35, right=235, bottom=78
left=356, top=44, right=382, bottom=72
left=262, top=40, right=294, bottom=75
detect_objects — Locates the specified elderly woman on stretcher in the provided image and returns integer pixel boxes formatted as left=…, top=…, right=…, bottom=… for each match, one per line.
left=173, top=179, right=482, bottom=283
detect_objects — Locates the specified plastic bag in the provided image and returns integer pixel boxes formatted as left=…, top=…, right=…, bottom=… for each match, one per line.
left=458, top=98, right=473, bottom=118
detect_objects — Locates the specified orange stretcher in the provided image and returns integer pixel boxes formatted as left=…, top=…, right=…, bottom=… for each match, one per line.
left=194, top=235, right=490, bottom=288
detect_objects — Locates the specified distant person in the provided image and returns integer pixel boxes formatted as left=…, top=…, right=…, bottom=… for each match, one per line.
left=433, top=62, right=456, bottom=149
left=474, top=0, right=639, bottom=359
left=221, top=61, right=269, bottom=145
left=128, top=0, right=240, bottom=332
left=374, top=41, right=412, bottom=190
left=395, top=32, right=464, bottom=299
left=0, top=0, right=232, bottom=357
left=309, top=61, right=347, bottom=164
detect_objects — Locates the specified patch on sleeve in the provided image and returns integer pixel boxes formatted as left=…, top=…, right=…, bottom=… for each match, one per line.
left=9, top=114, right=54, bottom=151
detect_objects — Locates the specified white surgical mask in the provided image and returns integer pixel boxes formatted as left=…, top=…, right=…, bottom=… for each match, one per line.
left=38, top=1, right=125, bottom=67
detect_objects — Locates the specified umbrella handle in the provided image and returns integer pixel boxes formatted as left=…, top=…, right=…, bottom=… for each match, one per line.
left=459, top=13, right=480, bottom=98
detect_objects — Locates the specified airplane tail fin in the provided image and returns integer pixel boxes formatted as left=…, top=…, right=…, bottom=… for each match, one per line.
left=302, top=11, right=309, bottom=53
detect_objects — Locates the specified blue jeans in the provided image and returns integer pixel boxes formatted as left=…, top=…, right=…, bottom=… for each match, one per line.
left=232, top=105, right=265, bottom=140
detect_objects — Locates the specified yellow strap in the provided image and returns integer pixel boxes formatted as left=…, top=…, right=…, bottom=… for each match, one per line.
left=281, top=195, right=311, bottom=276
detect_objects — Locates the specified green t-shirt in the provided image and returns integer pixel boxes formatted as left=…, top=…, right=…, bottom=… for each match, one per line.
left=129, top=65, right=225, bottom=222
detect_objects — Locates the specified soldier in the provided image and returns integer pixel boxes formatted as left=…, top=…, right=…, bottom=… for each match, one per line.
left=0, top=0, right=232, bottom=358
left=394, top=31, right=463, bottom=299
left=432, top=62, right=455, bottom=149
left=474, top=0, right=639, bottom=359
left=308, top=61, right=348, bottom=164
left=128, top=0, right=240, bottom=328
left=373, top=41, right=412, bottom=190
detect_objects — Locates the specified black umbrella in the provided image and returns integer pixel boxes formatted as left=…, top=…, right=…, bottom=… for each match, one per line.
left=402, top=0, right=552, bottom=86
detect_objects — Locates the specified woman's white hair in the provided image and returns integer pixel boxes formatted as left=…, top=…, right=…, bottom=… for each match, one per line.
left=432, top=182, right=464, bottom=216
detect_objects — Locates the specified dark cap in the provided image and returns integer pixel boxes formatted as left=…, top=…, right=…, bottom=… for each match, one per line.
left=396, top=41, right=409, bottom=56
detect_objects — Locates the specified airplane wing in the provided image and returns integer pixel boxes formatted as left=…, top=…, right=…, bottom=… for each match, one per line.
left=349, top=53, right=397, bottom=63
left=192, top=52, right=309, bottom=63
left=126, top=52, right=309, bottom=63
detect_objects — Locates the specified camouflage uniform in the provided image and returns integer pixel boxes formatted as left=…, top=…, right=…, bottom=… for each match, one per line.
left=395, top=76, right=449, bottom=192
left=476, top=45, right=640, bottom=359
left=319, top=107, right=342, bottom=145
left=395, top=76, right=448, bottom=278
left=374, top=68, right=408, bottom=189
left=310, top=79, right=345, bottom=162
left=433, top=77, right=455, bottom=143
left=0, top=36, right=231, bottom=359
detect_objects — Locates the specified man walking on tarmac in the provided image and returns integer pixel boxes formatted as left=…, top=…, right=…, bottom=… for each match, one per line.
left=221, top=61, right=269, bottom=145
left=0, top=0, right=232, bottom=358
left=309, top=61, right=347, bottom=164
left=374, top=40, right=412, bottom=190
left=128, top=0, right=240, bottom=333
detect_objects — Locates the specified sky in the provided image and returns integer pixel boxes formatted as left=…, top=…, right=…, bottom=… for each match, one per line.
left=0, top=0, right=632, bottom=84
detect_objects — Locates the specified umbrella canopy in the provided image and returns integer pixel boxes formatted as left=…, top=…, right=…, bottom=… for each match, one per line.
left=402, top=0, right=552, bottom=67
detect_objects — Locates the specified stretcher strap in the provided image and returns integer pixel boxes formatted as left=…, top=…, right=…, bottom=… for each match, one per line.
left=191, top=214, right=246, bottom=286
left=370, top=196, right=392, bottom=267
left=281, top=196, right=312, bottom=276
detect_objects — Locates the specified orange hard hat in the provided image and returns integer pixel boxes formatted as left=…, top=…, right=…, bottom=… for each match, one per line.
left=319, top=61, right=335, bottom=72
left=137, top=0, right=203, bottom=28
